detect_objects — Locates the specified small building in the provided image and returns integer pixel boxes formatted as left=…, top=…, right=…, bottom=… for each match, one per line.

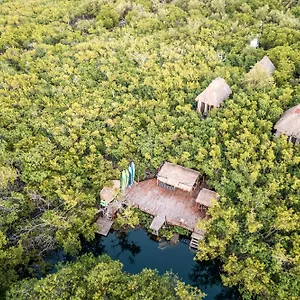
left=274, top=104, right=300, bottom=144
left=196, top=188, right=218, bottom=211
left=195, top=77, right=232, bottom=114
left=249, top=56, right=275, bottom=76
left=100, top=180, right=120, bottom=205
left=157, top=162, right=200, bottom=193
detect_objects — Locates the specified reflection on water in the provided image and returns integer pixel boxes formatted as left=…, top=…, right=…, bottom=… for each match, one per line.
left=189, top=260, right=239, bottom=300
left=109, top=231, right=141, bottom=264
left=46, top=229, right=239, bottom=300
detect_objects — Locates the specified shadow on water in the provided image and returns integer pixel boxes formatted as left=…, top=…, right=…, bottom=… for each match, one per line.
left=106, top=231, right=141, bottom=264
left=45, top=228, right=239, bottom=300
left=189, top=260, right=240, bottom=300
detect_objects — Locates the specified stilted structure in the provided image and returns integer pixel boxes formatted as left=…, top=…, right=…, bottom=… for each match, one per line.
left=195, top=77, right=232, bottom=114
left=196, top=188, right=218, bottom=212
left=124, top=178, right=203, bottom=235
left=274, top=104, right=300, bottom=144
left=95, top=218, right=114, bottom=236
left=96, top=180, right=121, bottom=236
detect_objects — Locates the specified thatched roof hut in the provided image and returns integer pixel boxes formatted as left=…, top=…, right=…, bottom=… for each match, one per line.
left=249, top=56, right=275, bottom=76
left=196, top=188, right=218, bottom=208
left=157, top=162, right=200, bottom=192
left=100, top=180, right=120, bottom=204
left=274, top=104, right=300, bottom=143
left=195, top=77, right=232, bottom=113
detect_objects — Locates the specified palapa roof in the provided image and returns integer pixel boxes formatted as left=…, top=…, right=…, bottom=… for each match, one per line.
left=157, top=162, right=200, bottom=192
left=274, top=104, right=300, bottom=139
left=249, top=56, right=275, bottom=76
left=195, top=77, right=232, bottom=108
left=100, top=180, right=120, bottom=204
left=196, top=188, right=218, bottom=207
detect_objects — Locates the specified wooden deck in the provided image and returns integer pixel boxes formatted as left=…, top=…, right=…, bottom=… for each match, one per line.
left=95, top=217, right=114, bottom=236
left=150, top=215, right=165, bottom=232
left=123, top=179, right=205, bottom=232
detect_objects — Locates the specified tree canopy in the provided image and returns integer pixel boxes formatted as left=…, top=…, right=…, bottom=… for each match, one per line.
left=0, top=0, right=299, bottom=299
left=7, top=254, right=204, bottom=300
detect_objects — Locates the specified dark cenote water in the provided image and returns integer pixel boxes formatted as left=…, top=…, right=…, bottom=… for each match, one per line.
left=46, top=229, right=238, bottom=300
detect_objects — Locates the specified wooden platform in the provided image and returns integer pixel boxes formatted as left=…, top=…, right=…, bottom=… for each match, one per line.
left=124, top=179, right=204, bottom=232
left=150, top=215, right=165, bottom=233
left=95, top=217, right=114, bottom=236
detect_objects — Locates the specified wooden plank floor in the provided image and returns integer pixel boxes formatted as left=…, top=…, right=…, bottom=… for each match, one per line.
left=123, top=179, right=205, bottom=232
left=95, top=217, right=114, bottom=236
left=150, top=215, right=165, bottom=232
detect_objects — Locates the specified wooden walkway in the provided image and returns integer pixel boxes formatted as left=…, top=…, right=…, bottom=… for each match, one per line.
left=95, top=217, right=114, bottom=236
left=124, top=179, right=205, bottom=232
left=150, top=215, right=165, bottom=233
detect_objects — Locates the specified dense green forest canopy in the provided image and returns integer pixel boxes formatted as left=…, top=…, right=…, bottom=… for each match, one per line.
left=0, top=0, right=299, bottom=299
left=7, top=254, right=204, bottom=300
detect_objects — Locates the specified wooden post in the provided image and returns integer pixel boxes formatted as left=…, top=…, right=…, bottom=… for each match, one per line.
left=205, top=103, right=209, bottom=113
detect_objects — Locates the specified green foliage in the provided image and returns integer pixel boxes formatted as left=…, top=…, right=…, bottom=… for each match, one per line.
left=0, top=232, right=24, bottom=296
left=114, top=206, right=188, bottom=240
left=114, top=206, right=153, bottom=230
left=114, top=206, right=141, bottom=229
left=0, top=0, right=299, bottom=298
left=7, top=254, right=205, bottom=300
left=96, top=4, right=119, bottom=29
left=159, top=225, right=191, bottom=241
left=0, top=166, right=17, bottom=189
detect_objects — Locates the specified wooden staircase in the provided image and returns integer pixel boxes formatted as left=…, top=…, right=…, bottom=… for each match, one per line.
left=189, top=232, right=203, bottom=250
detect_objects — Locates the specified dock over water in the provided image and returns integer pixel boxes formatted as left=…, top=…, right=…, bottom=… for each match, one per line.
left=95, top=217, right=114, bottom=236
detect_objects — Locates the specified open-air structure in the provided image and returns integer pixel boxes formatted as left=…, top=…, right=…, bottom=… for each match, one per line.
left=274, top=104, right=300, bottom=144
left=96, top=162, right=217, bottom=249
left=195, top=77, right=232, bottom=114
left=124, top=178, right=204, bottom=236
left=249, top=56, right=276, bottom=76
left=100, top=180, right=120, bottom=204
left=123, top=162, right=208, bottom=249
left=196, top=188, right=218, bottom=211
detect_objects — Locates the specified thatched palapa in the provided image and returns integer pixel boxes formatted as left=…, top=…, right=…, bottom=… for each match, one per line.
left=100, top=180, right=120, bottom=204
left=157, top=162, right=200, bottom=192
left=274, top=104, right=300, bottom=144
left=196, top=188, right=218, bottom=208
left=195, top=77, right=232, bottom=113
left=249, top=56, right=275, bottom=76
